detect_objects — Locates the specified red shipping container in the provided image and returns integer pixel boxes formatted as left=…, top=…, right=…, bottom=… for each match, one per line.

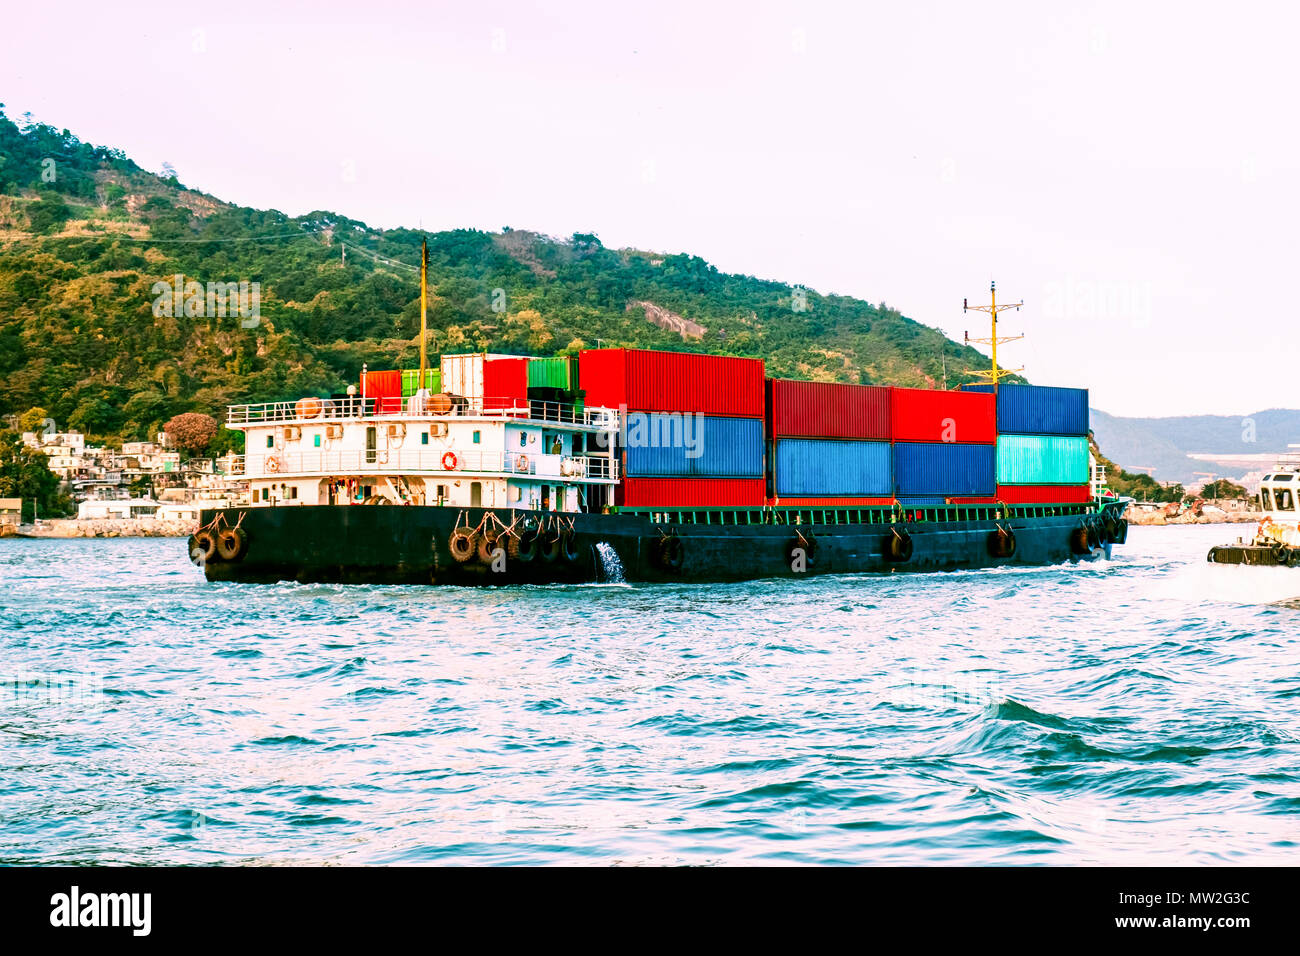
left=617, top=477, right=766, bottom=508
left=891, top=387, right=996, bottom=444
left=947, top=497, right=998, bottom=504
left=995, top=484, right=1092, bottom=504
left=768, top=496, right=894, bottom=507
left=483, top=357, right=529, bottom=410
left=766, top=379, right=891, bottom=440
left=362, top=369, right=402, bottom=400
left=580, top=348, right=765, bottom=417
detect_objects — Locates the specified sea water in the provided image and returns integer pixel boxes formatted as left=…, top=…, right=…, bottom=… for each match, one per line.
left=1, top=524, right=1297, bottom=864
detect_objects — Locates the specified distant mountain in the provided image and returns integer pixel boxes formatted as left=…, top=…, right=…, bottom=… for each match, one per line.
left=0, top=106, right=1003, bottom=452
left=1090, top=408, right=1300, bottom=484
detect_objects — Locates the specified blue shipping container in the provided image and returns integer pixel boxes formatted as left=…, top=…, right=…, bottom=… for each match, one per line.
left=774, top=439, right=892, bottom=496
left=893, top=442, right=995, bottom=497
left=964, top=383, right=1089, bottom=436
left=896, top=496, right=947, bottom=507
left=624, top=414, right=764, bottom=477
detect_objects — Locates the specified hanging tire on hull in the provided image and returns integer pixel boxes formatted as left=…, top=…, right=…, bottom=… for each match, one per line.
left=190, top=530, right=218, bottom=565
left=788, top=532, right=818, bottom=567
left=987, top=526, right=1016, bottom=559
left=449, top=528, right=479, bottom=563
left=884, top=528, right=913, bottom=563
left=540, top=529, right=565, bottom=563
left=216, top=527, right=247, bottom=562
left=656, top=535, right=684, bottom=571
left=510, top=529, right=538, bottom=563
left=1069, top=524, right=1092, bottom=555
left=560, top=531, right=581, bottom=563
left=477, top=529, right=501, bottom=565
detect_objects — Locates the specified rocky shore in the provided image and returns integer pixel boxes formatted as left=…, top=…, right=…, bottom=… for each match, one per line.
left=1125, top=507, right=1261, bottom=527
left=12, top=519, right=197, bottom=538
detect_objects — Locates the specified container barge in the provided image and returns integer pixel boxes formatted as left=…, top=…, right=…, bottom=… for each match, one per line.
left=190, top=276, right=1129, bottom=585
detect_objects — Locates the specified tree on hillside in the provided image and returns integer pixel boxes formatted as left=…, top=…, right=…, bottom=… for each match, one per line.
left=18, top=407, right=49, bottom=433
left=1200, top=479, right=1248, bottom=500
left=0, top=431, right=71, bottom=520
left=164, top=412, right=218, bottom=455
left=27, top=194, right=71, bottom=234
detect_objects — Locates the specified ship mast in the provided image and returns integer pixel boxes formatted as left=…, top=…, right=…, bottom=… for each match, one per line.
left=418, top=237, right=429, bottom=397
left=963, top=280, right=1023, bottom=393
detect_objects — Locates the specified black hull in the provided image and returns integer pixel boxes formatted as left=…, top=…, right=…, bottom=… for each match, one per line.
left=1208, top=543, right=1300, bottom=568
left=196, top=504, right=1123, bottom=585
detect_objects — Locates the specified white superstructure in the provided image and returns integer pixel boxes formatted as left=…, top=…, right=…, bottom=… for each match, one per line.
left=1255, top=445, right=1300, bottom=546
left=223, top=389, right=621, bottom=513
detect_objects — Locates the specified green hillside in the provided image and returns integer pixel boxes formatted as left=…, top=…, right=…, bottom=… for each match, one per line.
left=0, top=105, right=1004, bottom=453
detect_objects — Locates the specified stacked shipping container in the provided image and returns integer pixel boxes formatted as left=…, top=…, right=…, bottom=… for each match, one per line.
left=581, top=348, right=767, bottom=507
left=767, top=380, right=893, bottom=504
left=359, top=352, right=1092, bottom=511
left=890, top=387, right=997, bottom=501
left=964, top=383, right=1092, bottom=503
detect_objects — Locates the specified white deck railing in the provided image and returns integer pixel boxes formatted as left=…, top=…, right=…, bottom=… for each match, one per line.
left=227, top=396, right=618, bottom=430
left=227, top=450, right=619, bottom=481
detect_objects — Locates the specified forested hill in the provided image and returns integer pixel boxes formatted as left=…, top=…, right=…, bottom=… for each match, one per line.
left=0, top=106, right=1000, bottom=452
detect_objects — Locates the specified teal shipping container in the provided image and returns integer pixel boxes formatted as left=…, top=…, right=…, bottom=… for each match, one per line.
left=996, top=435, right=1091, bottom=485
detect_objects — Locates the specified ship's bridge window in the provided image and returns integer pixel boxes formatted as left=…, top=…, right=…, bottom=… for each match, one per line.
left=421, top=431, right=429, bottom=445
left=266, top=435, right=274, bottom=448
left=1261, top=488, right=1273, bottom=510
left=1275, top=489, right=1294, bottom=511
left=473, top=430, right=481, bottom=444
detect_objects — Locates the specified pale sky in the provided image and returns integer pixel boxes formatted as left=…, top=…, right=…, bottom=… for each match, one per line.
left=5, top=1, right=1297, bottom=417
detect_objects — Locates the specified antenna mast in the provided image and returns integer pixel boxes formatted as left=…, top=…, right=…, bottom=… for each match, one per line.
left=418, top=237, right=428, bottom=395
left=963, top=280, right=1023, bottom=393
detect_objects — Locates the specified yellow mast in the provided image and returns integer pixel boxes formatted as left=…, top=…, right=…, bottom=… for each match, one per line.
left=418, top=237, right=428, bottom=392
left=963, top=280, right=1023, bottom=393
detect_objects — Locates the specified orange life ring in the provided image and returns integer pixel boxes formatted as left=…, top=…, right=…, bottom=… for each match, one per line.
left=517, top=454, right=529, bottom=472
left=266, top=455, right=281, bottom=473
left=441, top=451, right=458, bottom=471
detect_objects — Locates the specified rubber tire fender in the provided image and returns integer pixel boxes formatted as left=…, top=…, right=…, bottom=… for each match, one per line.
left=216, top=527, right=247, bottom=561
left=477, top=529, right=501, bottom=565
left=789, top=533, right=818, bottom=566
left=449, top=529, right=478, bottom=563
left=560, top=530, right=581, bottom=563
left=192, top=530, right=219, bottom=564
left=512, top=530, right=539, bottom=563
left=657, top=536, right=685, bottom=571
left=540, top=528, right=565, bottom=563
left=987, top=526, right=1016, bottom=559
left=884, top=528, right=913, bottom=563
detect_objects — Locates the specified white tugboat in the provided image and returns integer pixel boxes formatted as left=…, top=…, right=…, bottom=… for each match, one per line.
left=1208, top=446, right=1300, bottom=568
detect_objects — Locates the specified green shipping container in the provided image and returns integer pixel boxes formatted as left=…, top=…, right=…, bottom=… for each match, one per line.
left=401, top=368, right=441, bottom=397
left=997, top=435, right=1090, bottom=485
left=527, top=356, right=573, bottom=390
